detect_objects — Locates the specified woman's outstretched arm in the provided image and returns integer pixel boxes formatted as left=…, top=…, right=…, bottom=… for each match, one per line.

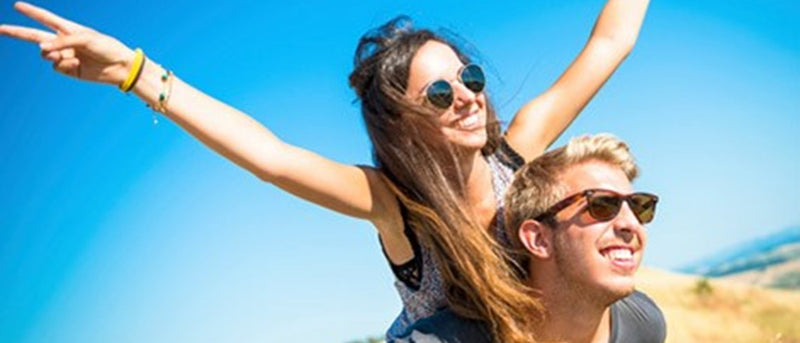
left=505, top=0, right=650, bottom=161
left=0, top=2, right=401, bottom=228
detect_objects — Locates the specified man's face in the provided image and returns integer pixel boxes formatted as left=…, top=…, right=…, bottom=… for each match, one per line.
left=547, top=161, right=647, bottom=304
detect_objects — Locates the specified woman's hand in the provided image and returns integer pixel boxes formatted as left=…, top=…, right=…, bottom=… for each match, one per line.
left=1, top=2, right=400, bottom=242
left=0, top=2, right=135, bottom=85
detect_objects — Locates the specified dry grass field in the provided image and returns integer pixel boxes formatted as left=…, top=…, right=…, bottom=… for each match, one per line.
left=636, top=267, right=800, bottom=343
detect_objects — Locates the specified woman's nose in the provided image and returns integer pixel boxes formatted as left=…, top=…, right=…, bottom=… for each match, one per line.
left=452, top=81, right=477, bottom=110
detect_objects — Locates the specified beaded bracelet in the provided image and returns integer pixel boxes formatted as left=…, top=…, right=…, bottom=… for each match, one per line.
left=147, top=68, right=174, bottom=124
left=119, top=48, right=145, bottom=92
left=154, top=69, right=173, bottom=113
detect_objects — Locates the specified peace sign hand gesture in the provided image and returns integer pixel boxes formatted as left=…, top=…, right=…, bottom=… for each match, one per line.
left=0, top=2, right=135, bottom=85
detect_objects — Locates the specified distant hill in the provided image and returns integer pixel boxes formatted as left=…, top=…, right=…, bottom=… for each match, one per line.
left=680, top=226, right=800, bottom=289
left=636, top=267, right=800, bottom=343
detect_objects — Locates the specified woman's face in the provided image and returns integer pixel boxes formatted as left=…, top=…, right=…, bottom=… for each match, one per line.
left=406, top=40, right=488, bottom=151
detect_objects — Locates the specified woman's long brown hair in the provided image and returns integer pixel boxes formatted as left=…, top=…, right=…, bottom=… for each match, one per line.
left=349, top=16, right=544, bottom=342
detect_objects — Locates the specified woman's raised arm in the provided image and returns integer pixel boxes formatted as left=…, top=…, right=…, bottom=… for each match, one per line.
left=0, top=2, right=400, bottom=227
left=505, top=0, right=650, bottom=161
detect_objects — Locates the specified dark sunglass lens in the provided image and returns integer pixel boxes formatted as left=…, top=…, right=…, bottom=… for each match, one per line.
left=588, top=195, right=622, bottom=221
left=460, top=64, right=485, bottom=93
left=629, top=194, right=658, bottom=224
left=426, top=80, right=454, bottom=109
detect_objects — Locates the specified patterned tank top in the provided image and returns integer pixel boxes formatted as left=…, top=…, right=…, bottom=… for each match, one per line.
left=382, top=139, right=525, bottom=340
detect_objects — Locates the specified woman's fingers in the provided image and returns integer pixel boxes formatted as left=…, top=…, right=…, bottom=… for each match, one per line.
left=59, top=48, right=75, bottom=59
left=0, top=24, right=56, bottom=43
left=53, top=57, right=80, bottom=77
left=41, top=49, right=60, bottom=62
left=40, top=32, right=91, bottom=52
left=13, top=2, right=83, bottom=34
left=4, top=3, right=129, bottom=84
left=43, top=47, right=74, bottom=59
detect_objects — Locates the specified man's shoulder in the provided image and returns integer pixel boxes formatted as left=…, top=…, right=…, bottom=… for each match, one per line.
left=610, top=290, right=667, bottom=343
left=392, top=308, right=492, bottom=343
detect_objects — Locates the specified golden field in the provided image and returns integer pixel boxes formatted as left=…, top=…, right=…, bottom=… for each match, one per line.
left=636, top=267, right=800, bottom=343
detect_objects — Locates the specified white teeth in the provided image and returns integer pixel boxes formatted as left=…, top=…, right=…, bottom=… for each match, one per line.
left=606, top=249, right=632, bottom=260
left=458, top=114, right=478, bottom=129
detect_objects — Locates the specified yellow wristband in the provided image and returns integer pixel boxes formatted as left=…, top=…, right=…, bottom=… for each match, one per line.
left=119, top=48, right=145, bottom=92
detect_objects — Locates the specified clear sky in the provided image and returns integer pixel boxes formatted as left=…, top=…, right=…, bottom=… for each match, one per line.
left=0, top=0, right=797, bottom=342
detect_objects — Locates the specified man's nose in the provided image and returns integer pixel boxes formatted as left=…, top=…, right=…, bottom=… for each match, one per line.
left=613, top=202, right=645, bottom=243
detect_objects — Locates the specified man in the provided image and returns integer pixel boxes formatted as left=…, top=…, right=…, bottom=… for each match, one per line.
left=396, top=134, right=666, bottom=343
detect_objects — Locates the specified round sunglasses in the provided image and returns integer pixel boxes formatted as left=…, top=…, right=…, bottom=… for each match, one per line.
left=535, top=189, right=659, bottom=225
left=424, top=64, right=486, bottom=109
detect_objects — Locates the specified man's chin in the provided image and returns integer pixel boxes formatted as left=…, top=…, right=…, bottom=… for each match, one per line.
left=601, top=278, right=636, bottom=304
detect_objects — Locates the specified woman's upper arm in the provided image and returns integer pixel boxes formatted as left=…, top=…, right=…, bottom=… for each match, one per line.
left=265, top=144, right=412, bottom=261
left=265, top=142, right=399, bottom=224
left=506, top=0, right=649, bottom=161
left=505, top=37, right=628, bottom=160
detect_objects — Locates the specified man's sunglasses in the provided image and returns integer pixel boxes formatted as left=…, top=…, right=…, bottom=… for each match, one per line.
left=535, top=189, right=659, bottom=225
left=425, top=64, right=486, bottom=109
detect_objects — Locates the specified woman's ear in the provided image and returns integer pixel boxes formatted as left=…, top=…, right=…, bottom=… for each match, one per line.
left=518, top=219, right=552, bottom=259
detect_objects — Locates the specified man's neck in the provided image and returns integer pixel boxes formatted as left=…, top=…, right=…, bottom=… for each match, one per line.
left=530, top=276, right=614, bottom=343
left=541, top=301, right=611, bottom=343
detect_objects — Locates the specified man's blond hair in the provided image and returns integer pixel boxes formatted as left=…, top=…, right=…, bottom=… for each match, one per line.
left=503, top=134, right=639, bottom=269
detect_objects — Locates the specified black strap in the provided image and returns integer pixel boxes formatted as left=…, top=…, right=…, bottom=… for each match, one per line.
left=496, top=137, right=526, bottom=171
left=379, top=202, right=423, bottom=291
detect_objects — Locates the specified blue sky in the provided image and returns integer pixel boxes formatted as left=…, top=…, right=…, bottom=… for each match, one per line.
left=0, top=0, right=797, bottom=342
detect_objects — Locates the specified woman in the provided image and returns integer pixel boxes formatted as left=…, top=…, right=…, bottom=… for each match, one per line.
left=0, top=1, right=649, bottom=342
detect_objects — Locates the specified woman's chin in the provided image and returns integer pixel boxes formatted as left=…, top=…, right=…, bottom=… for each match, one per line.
left=446, top=132, right=488, bottom=152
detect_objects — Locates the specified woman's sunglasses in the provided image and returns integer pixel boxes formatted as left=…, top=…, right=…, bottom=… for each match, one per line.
left=424, top=64, right=486, bottom=109
left=535, top=189, right=659, bottom=225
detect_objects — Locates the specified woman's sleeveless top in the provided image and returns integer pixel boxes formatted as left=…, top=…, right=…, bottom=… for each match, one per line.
left=383, top=140, right=525, bottom=340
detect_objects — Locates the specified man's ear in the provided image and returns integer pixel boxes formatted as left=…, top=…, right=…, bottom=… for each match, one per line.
left=518, top=219, right=552, bottom=259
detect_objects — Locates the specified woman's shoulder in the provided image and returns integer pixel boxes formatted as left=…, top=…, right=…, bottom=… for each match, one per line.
left=493, top=136, right=526, bottom=171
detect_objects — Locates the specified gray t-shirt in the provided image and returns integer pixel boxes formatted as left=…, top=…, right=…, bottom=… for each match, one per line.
left=393, top=291, right=666, bottom=343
